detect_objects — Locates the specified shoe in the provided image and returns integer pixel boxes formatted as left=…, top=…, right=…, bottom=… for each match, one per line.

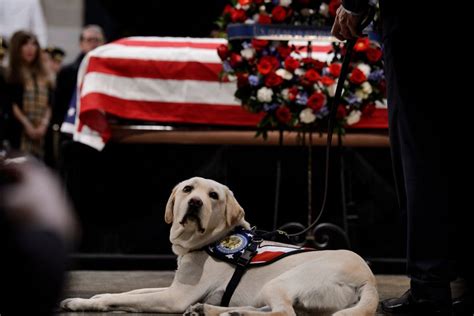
left=452, top=294, right=473, bottom=316
left=381, top=290, right=452, bottom=315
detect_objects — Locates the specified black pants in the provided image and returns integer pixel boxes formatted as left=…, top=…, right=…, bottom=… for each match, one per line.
left=382, top=13, right=470, bottom=301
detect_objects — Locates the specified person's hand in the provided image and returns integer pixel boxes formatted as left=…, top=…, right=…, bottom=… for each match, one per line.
left=331, top=6, right=363, bottom=41
left=25, top=125, right=42, bottom=140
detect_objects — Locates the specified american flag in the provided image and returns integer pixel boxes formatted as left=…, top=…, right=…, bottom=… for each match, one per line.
left=68, top=37, right=386, bottom=150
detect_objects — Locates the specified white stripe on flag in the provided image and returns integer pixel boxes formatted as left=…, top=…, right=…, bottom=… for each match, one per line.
left=90, top=44, right=222, bottom=63
left=81, top=72, right=240, bottom=106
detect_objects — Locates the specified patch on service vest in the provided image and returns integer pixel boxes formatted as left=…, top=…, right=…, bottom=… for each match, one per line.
left=206, top=226, right=314, bottom=267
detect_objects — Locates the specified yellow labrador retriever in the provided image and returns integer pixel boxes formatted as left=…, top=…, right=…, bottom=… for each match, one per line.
left=61, top=177, right=378, bottom=315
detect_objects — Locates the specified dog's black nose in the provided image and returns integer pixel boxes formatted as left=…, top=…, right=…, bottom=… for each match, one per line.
left=188, top=197, right=203, bottom=209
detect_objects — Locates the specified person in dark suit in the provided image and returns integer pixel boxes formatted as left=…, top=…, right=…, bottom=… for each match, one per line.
left=332, top=1, right=470, bottom=315
left=52, top=24, right=105, bottom=133
left=47, top=25, right=105, bottom=167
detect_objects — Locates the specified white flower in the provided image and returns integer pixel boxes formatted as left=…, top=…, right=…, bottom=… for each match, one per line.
left=227, top=74, right=237, bottom=82
left=235, top=3, right=241, bottom=9
left=257, top=87, right=273, bottom=103
left=280, top=0, right=292, bottom=7
left=276, top=68, right=293, bottom=80
left=319, top=3, right=329, bottom=17
left=259, top=5, right=266, bottom=12
left=294, top=68, right=306, bottom=76
left=346, top=110, right=362, bottom=125
left=242, top=4, right=250, bottom=10
left=281, top=88, right=290, bottom=101
left=264, top=0, right=271, bottom=2
left=300, top=108, right=316, bottom=124
left=361, top=81, right=372, bottom=94
left=355, top=89, right=368, bottom=100
left=356, top=63, right=371, bottom=77
left=244, top=18, right=255, bottom=24
left=327, top=82, right=337, bottom=97
left=240, top=48, right=255, bottom=60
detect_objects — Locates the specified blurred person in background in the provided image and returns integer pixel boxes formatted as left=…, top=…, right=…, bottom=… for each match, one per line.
left=0, top=152, right=77, bottom=316
left=5, top=30, right=53, bottom=160
left=43, top=46, right=66, bottom=84
left=0, top=0, right=48, bottom=47
left=53, top=25, right=105, bottom=134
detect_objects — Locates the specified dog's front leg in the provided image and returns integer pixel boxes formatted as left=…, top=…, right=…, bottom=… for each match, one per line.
left=61, top=286, right=200, bottom=313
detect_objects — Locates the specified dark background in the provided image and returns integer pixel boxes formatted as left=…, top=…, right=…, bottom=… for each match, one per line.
left=84, top=0, right=228, bottom=41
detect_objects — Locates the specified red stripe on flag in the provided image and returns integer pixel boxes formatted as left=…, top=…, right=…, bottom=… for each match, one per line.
left=251, top=251, right=286, bottom=263
left=113, top=39, right=224, bottom=49
left=86, top=57, right=224, bottom=81
left=80, top=93, right=263, bottom=127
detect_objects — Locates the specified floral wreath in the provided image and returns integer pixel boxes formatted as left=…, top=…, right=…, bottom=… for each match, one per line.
left=216, top=0, right=386, bottom=137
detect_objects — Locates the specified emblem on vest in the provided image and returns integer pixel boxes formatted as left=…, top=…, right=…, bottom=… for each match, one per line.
left=216, top=233, right=248, bottom=254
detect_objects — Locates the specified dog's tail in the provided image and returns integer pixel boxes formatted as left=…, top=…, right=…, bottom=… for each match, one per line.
left=332, top=281, right=379, bottom=316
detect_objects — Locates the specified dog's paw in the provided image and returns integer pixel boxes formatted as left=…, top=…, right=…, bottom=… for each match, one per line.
left=60, top=297, right=108, bottom=311
left=60, top=298, right=87, bottom=311
left=184, top=303, right=205, bottom=316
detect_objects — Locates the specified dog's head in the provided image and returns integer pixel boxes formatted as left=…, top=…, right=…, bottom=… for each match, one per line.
left=164, top=177, right=250, bottom=255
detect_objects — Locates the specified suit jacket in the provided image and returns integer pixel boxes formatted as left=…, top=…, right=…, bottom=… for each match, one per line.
left=52, top=53, right=85, bottom=126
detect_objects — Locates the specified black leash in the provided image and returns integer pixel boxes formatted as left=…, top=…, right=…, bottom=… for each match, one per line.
left=285, top=7, right=376, bottom=240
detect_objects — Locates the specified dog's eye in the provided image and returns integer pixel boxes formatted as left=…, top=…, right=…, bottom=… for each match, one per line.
left=209, top=192, right=219, bottom=200
left=182, top=185, right=193, bottom=193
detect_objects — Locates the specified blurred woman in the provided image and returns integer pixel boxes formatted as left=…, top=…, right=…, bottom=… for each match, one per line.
left=6, top=30, right=52, bottom=159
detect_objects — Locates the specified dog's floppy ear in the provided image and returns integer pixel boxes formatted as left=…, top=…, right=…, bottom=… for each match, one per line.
left=225, top=187, right=245, bottom=227
left=165, top=184, right=179, bottom=224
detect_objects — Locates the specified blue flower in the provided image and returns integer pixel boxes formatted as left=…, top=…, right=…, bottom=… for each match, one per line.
left=296, top=92, right=308, bottom=105
left=263, top=103, right=280, bottom=112
left=223, top=61, right=233, bottom=73
left=249, top=75, right=260, bottom=86
left=345, top=93, right=359, bottom=105
left=368, top=69, right=384, bottom=82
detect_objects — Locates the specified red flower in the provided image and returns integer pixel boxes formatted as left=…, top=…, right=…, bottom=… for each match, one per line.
left=329, top=0, right=341, bottom=17
left=222, top=5, right=233, bottom=16
left=307, top=92, right=326, bottom=111
left=231, top=9, right=247, bottom=23
left=329, top=63, right=342, bottom=77
left=284, top=57, right=300, bottom=72
left=288, top=87, right=298, bottom=101
left=321, top=76, right=335, bottom=86
left=258, top=14, right=272, bottom=24
left=304, top=68, right=321, bottom=83
left=237, top=73, right=249, bottom=88
left=257, top=55, right=279, bottom=75
left=265, top=72, right=284, bottom=87
left=302, top=58, right=325, bottom=71
left=276, top=106, right=292, bottom=124
left=349, top=68, right=367, bottom=84
left=378, top=79, right=386, bottom=95
left=251, top=39, right=269, bottom=51
left=366, top=47, right=383, bottom=63
left=217, top=44, right=229, bottom=61
left=277, top=45, right=292, bottom=59
left=354, top=37, right=370, bottom=52
left=230, top=52, right=243, bottom=67
left=336, top=105, right=347, bottom=119
left=362, top=103, right=376, bottom=116
left=271, top=6, right=287, bottom=22
left=238, top=0, right=252, bottom=5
